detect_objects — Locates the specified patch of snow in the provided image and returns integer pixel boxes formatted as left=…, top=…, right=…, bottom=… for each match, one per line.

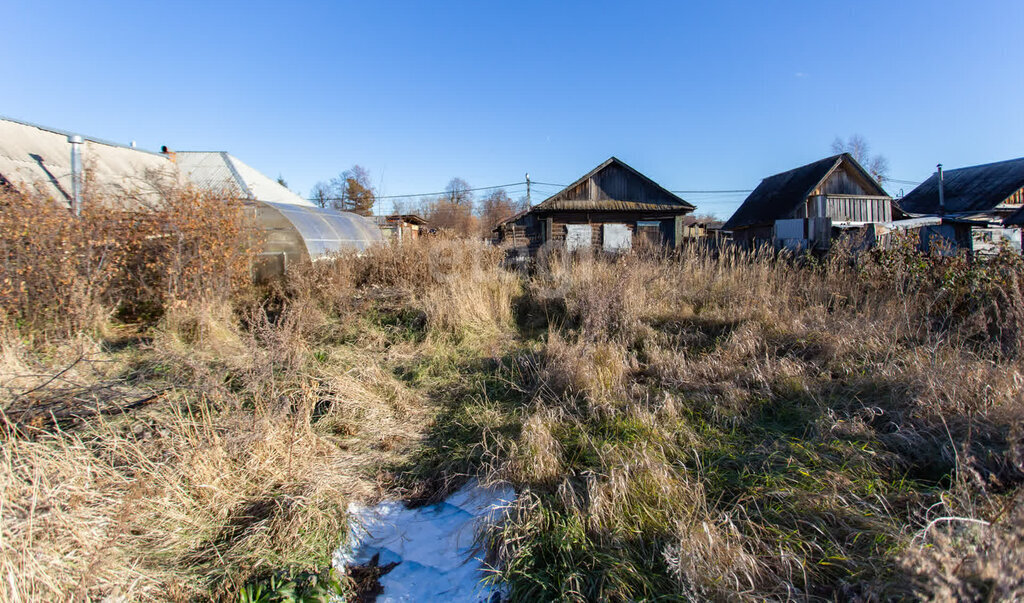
left=334, top=479, right=516, bottom=602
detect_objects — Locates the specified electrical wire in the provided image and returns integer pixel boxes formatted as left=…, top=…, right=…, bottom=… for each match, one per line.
left=309, top=181, right=527, bottom=202
left=314, top=174, right=920, bottom=208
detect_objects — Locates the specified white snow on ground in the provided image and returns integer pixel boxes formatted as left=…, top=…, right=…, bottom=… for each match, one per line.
left=334, top=479, right=516, bottom=602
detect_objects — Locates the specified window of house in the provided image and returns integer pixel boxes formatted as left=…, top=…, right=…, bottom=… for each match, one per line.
left=565, top=224, right=592, bottom=251
left=635, top=220, right=663, bottom=246
left=603, top=223, right=632, bottom=252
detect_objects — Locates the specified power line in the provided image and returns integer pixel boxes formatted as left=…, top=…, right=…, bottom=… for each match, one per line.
left=673, top=189, right=752, bottom=194
left=309, top=170, right=920, bottom=205
left=310, top=181, right=527, bottom=202
left=510, top=181, right=755, bottom=196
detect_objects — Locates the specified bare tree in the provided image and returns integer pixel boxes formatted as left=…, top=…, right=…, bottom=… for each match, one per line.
left=444, top=178, right=474, bottom=206
left=422, top=178, right=477, bottom=236
left=309, top=182, right=332, bottom=208
left=310, top=165, right=377, bottom=215
left=391, top=198, right=416, bottom=216
left=831, top=135, right=890, bottom=184
left=477, top=188, right=525, bottom=236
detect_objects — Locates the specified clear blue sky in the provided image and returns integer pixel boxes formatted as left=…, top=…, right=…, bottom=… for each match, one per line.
left=4, top=1, right=1022, bottom=217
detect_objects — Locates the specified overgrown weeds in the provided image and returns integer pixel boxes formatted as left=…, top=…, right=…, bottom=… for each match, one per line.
left=482, top=244, right=1024, bottom=601
left=3, top=209, right=1024, bottom=600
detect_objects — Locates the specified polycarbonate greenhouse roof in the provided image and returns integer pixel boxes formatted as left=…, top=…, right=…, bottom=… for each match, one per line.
left=259, top=200, right=383, bottom=257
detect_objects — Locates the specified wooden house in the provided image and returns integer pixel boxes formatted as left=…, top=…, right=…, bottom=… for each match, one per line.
left=898, top=157, right=1024, bottom=255
left=492, top=157, right=695, bottom=260
left=724, top=153, right=892, bottom=250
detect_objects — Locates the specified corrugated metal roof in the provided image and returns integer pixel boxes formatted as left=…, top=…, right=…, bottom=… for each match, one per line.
left=535, top=199, right=690, bottom=211
left=882, top=217, right=943, bottom=230
left=898, top=157, right=1024, bottom=216
left=723, top=154, right=888, bottom=231
left=0, top=116, right=178, bottom=207
left=175, top=152, right=314, bottom=207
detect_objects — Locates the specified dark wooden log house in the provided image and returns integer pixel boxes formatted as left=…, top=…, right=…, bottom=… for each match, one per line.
left=492, top=157, right=695, bottom=259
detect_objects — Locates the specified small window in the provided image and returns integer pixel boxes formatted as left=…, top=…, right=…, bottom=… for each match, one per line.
left=565, top=224, right=592, bottom=251
left=635, top=220, right=663, bottom=246
left=603, top=223, right=632, bottom=252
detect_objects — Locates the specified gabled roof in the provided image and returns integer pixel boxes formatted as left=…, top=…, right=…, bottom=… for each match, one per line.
left=898, top=157, right=1024, bottom=216
left=175, top=152, right=314, bottom=207
left=375, top=214, right=428, bottom=226
left=493, top=207, right=531, bottom=230
left=723, top=153, right=888, bottom=230
left=0, top=116, right=178, bottom=207
left=533, top=156, right=694, bottom=212
left=387, top=213, right=428, bottom=225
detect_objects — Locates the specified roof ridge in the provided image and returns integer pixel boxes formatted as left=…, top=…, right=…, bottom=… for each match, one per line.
left=0, top=114, right=167, bottom=157
left=535, top=156, right=693, bottom=210
left=220, top=152, right=254, bottom=198
left=943, top=156, right=1024, bottom=173
left=760, top=153, right=845, bottom=182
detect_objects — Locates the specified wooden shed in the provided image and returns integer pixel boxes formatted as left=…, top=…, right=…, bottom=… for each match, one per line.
left=492, top=157, right=695, bottom=260
left=724, top=153, right=892, bottom=250
left=375, top=214, right=428, bottom=242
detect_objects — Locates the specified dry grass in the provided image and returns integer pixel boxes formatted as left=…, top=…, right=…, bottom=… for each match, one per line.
left=484, top=244, right=1024, bottom=601
left=0, top=233, right=524, bottom=600
left=3, top=229, right=1024, bottom=601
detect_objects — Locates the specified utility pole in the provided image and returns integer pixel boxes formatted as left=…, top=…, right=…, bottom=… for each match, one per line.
left=525, top=172, right=531, bottom=206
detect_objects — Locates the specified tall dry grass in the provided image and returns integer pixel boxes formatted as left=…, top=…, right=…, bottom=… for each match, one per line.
left=486, top=243, right=1024, bottom=601
left=4, top=211, right=1024, bottom=601
left=0, top=229, right=527, bottom=600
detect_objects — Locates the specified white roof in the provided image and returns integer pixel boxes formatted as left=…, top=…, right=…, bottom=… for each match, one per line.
left=175, top=152, right=313, bottom=207
left=0, top=117, right=313, bottom=209
left=0, top=117, right=178, bottom=207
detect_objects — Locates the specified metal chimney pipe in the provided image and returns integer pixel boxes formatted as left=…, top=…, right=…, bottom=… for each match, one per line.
left=68, top=135, right=84, bottom=216
left=937, top=163, right=945, bottom=217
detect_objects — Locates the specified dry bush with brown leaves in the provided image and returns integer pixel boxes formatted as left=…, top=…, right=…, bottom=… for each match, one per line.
left=0, top=187, right=254, bottom=336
